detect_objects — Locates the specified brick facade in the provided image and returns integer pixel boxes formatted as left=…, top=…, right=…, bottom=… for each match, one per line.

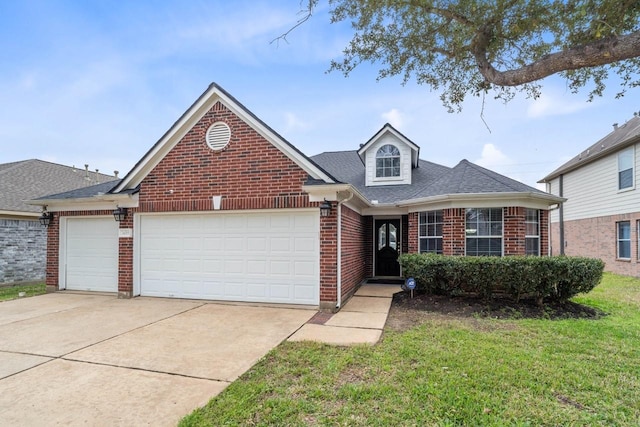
left=443, top=208, right=466, bottom=256
left=340, top=206, right=367, bottom=304
left=410, top=207, right=550, bottom=257
left=0, top=219, right=46, bottom=284
left=551, top=212, right=640, bottom=276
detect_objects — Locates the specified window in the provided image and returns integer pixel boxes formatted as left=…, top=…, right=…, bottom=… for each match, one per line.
left=419, top=210, right=443, bottom=254
left=525, top=208, right=540, bottom=256
left=618, top=147, right=634, bottom=190
left=376, top=144, right=400, bottom=177
left=617, top=221, right=631, bottom=259
left=465, top=208, right=502, bottom=256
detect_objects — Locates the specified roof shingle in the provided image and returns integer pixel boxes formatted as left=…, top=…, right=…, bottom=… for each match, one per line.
left=0, top=160, right=115, bottom=214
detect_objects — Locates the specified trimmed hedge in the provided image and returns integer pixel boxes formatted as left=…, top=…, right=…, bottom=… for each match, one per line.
left=399, top=254, right=604, bottom=304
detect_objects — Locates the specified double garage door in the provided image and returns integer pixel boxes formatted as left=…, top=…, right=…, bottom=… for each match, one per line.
left=62, top=211, right=319, bottom=305
left=138, top=212, right=319, bottom=304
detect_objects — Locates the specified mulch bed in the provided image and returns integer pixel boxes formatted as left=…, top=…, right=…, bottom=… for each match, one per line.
left=386, top=290, right=606, bottom=332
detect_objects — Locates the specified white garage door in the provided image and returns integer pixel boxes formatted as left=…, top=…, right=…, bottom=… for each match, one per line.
left=137, top=211, right=319, bottom=305
left=64, top=217, right=119, bottom=292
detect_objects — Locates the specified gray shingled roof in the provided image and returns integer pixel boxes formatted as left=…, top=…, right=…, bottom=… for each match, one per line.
left=0, top=160, right=115, bottom=214
left=310, top=151, right=546, bottom=204
left=540, top=115, right=640, bottom=182
left=35, top=180, right=122, bottom=201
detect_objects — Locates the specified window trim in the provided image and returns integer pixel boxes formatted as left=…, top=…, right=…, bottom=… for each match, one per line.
left=617, top=221, right=631, bottom=260
left=617, top=146, right=635, bottom=192
left=465, top=208, right=503, bottom=257
left=418, top=210, right=443, bottom=254
left=637, top=220, right=640, bottom=261
left=375, top=144, right=401, bottom=179
left=525, top=208, right=540, bottom=256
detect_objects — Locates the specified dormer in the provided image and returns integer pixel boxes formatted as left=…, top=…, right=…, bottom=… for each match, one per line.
left=358, top=123, right=420, bottom=187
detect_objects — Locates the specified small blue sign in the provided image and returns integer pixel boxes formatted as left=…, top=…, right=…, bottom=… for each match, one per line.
left=406, top=277, right=416, bottom=290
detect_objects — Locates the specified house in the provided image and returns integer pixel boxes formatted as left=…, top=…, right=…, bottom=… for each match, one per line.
left=0, top=160, right=114, bottom=284
left=31, top=83, right=563, bottom=311
left=540, top=115, right=640, bottom=277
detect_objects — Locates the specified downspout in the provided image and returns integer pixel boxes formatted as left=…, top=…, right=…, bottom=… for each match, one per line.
left=559, top=174, right=565, bottom=255
left=336, top=190, right=354, bottom=309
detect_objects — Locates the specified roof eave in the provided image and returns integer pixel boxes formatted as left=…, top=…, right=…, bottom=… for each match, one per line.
left=540, top=133, right=640, bottom=183
left=396, top=191, right=566, bottom=207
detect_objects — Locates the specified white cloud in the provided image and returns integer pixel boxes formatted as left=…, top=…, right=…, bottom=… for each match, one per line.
left=526, top=93, right=592, bottom=118
left=381, top=108, right=404, bottom=128
left=475, top=143, right=510, bottom=169
left=282, top=112, right=309, bottom=133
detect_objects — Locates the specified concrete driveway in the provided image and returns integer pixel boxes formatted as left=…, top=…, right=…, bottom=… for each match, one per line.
left=0, top=293, right=314, bottom=426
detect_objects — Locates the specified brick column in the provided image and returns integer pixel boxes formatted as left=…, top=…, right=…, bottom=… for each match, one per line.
left=319, top=209, right=338, bottom=311
left=45, top=213, right=60, bottom=292
left=540, top=209, right=550, bottom=256
left=118, top=211, right=134, bottom=298
left=504, top=207, right=526, bottom=256
left=407, top=212, right=419, bottom=253
left=443, top=208, right=465, bottom=256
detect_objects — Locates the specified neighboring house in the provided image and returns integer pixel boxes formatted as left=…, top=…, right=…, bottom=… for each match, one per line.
left=540, top=115, right=640, bottom=277
left=0, top=160, right=115, bottom=284
left=30, top=83, right=562, bottom=311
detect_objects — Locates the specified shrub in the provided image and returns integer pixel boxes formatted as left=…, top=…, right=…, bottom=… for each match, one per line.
left=399, top=254, right=604, bottom=304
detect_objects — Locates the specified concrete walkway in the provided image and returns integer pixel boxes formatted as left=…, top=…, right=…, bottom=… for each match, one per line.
left=288, top=284, right=401, bottom=346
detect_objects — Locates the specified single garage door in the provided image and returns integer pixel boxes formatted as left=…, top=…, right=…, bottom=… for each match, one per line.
left=138, top=211, right=319, bottom=305
left=64, top=217, right=119, bottom=292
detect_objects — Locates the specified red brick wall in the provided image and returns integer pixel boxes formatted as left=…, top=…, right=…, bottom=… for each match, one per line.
left=139, top=101, right=309, bottom=208
left=320, top=210, right=338, bottom=308
left=117, top=212, right=134, bottom=297
left=504, top=207, right=526, bottom=256
left=540, top=210, right=549, bottom=256
left=45, top=214, right=59, bottom=289
left=556, top=212, right=640, bottom=276
left=340, top=206, right=367, bottom=302
left=408, top=212, right=418, bottom=253
left=443, top=208, right=466, bottom=255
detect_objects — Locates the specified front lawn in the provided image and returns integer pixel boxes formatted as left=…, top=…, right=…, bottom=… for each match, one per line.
left=181, top=273, right=640, bottom=426
left=0, top=283, right=46, bottom=301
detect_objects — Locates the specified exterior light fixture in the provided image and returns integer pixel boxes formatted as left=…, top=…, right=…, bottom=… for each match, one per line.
left=39, top=211, right=53, bottom=227
left=113, top=206, right=127, bottom=222
left=319, top=199, right=332, bottom=217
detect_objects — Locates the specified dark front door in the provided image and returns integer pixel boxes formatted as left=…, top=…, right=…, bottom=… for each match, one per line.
left=375, top=219, right=400, bottom=276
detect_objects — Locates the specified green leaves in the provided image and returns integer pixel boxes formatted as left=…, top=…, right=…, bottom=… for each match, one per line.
left=399, top=254, right=605, bottom=303
left=322, top=0, right=640, bottom=110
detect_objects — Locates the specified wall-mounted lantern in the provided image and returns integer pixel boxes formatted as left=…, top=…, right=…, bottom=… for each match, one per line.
left=39, top=210, right=53, bottom=227
left=320, top=199, right=332, bottom=217
left=113, top=206, right=127, bottom=222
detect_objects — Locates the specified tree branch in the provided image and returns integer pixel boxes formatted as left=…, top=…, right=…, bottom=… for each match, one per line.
left=474, top=30, right=640, bottom=86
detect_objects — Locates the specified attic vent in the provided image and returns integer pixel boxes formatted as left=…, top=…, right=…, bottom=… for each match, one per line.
left=205, top=122, right=231, bottom=151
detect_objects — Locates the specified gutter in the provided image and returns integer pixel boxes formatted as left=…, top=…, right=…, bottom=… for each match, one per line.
left=336, top=190, right=354, bottom=310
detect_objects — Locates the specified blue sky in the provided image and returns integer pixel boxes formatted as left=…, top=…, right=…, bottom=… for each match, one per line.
left=1, top=0, right=639, bottom=188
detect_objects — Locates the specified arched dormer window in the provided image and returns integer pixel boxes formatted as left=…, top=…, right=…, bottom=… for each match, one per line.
left=376, top=144, right=401, bottom=177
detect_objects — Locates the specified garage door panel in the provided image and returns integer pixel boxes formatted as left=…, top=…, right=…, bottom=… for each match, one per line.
left=65, top=218, right=118, bottom=292
left=139, top=212, right=319, bottom=305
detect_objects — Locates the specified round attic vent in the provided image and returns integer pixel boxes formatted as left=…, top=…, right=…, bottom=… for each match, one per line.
left=205, top=122, right=231, bottom=151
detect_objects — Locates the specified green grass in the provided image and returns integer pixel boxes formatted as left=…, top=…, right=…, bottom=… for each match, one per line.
left=0, top=283, right=46, bottom=301
left=180, top=273, right=640, bottom=426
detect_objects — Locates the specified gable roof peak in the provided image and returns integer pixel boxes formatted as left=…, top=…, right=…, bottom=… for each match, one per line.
left=112, top=82, right=337, bottom=193
left=357, top=123, right=420, bottom=168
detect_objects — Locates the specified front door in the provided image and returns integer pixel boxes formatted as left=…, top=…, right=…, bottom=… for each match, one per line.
left=375, top=219, right=400, bottom=276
